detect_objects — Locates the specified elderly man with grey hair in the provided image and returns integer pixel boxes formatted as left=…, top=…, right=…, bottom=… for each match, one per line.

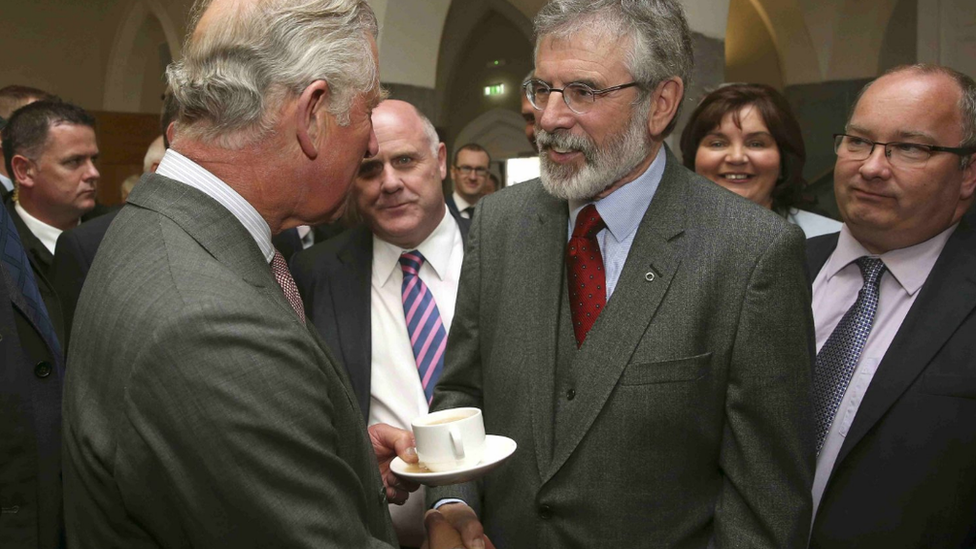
left=428, top=0, right=816, bottom=547
left=61, top=1, right=473, bottom=548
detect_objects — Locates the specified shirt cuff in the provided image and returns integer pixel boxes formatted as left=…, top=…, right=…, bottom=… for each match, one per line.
left=432, top=498, right=468, bottom=510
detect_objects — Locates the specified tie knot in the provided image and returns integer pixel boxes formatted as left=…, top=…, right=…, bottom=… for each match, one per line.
left=573, top=205, right=605, bottom=239
left=399, top=250, right=426, bottom=274
left=855, top=256, right=886, bottom=286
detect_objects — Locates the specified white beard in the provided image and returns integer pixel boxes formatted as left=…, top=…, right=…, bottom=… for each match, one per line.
left=537, top=108, right=652, bottom=201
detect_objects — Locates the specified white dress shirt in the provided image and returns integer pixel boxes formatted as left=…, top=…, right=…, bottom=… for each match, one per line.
left=156, top=149, right=274, bottom=261
left=452, top=191, right=475, bottom=218
left=786, top=208, right=842, bottom=238
left=15, top=202, right=68, bottom=255
left=810, top=223, right=955, bottom=518
left=0, top=173, right=13, bottom=193
left=368, top=210, right=464, bottom=545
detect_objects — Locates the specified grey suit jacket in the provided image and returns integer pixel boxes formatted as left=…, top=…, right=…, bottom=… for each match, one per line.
left=430, top=148, right=816, bottom=548
left=62, top=174, right=398, bottom=548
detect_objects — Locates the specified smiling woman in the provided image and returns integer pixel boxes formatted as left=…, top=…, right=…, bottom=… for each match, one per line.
left=680, top=83, right=841, bottom=237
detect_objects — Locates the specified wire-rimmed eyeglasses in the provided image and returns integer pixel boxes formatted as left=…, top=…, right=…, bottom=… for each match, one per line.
left=455, top=165, right=488, bottom=178
left=833, top=133, right=976, bottom=167
left=523, top=79, right=640, bottom=115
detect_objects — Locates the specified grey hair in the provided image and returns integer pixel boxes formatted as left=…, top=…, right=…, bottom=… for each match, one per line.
left=847, top=64, right=976, bottom=169
left=533, top=0, right=693, bottom=136
left=167, top=0, right=378, bottom=149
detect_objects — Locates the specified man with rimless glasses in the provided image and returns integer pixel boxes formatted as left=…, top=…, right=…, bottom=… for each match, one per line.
left=427, top=0, right=816, bottom=547
left=448, top=143, right=491, bottom=219
left=808, top=64, right=976, bottom=548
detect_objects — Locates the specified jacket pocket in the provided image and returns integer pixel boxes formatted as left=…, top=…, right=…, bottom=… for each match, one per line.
left=619, top=352, right=711, bottom=386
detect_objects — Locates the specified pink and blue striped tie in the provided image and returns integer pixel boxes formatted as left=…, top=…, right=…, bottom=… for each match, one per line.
left=399, top=251, right=446, bottom=405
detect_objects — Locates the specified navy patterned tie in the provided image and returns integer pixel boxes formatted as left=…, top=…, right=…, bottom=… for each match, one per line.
left=399, top=251, right=447, bottom=405
left=812, top=257, right=887, bottom=452
left=0, top=204, right=63, bottom=370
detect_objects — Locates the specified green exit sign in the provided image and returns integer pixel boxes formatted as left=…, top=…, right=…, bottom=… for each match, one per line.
left=484, top=83, right=506, bottom=96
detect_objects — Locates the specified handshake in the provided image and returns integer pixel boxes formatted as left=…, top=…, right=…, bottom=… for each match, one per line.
left=370, top=408, right=511, bottom=549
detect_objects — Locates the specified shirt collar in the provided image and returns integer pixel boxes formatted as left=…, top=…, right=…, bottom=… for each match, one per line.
left=374, top=208, right=460, bottom=288
left=452, top=191, right=474, bottom=213
left=0, top=173, right=12, bottom=193
left=14, top=201, right=66, bottom=255
left=567, top=145, right=666, bottom=241
left=824, top=223, right=958, bottom=296
left=156, top=149, right=274, bottom=262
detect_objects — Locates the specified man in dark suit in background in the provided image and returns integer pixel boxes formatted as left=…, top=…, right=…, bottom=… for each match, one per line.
left=808, top=64, right=976, bottom=548
left=446, top=143, right=490, bottom=220
left=61, top=0, right=472, bottom=547
left=0, top=194, right=64, bottom=548
left=52, top=86, right=180, bottom=350
left=428, top=0, right=815, bottom=547
left=3, top=101, right=100, bottom=343
left=292, top=99, right=470, bottom=547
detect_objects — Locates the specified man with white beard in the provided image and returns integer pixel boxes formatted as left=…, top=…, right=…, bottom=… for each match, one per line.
left=426, top=0, right=816, bottom=547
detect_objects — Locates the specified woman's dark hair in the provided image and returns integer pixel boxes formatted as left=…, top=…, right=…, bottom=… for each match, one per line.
left=679, top=83, right=810, bottom=213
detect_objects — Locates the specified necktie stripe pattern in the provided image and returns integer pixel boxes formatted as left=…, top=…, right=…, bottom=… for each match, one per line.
left=399, top=251, right=446, bottom=404
left=270, top=249, right=306, bottom=325
left=0, top=205, right=63, bottom=370
left=567, top=204, right=607, bottom=347
left=812, top=256, right=887, bottom=452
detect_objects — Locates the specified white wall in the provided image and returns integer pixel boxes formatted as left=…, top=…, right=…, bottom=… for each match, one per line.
left=917, top=0, right=976, bottom=78
left=369, top=0, right=452, bottom=88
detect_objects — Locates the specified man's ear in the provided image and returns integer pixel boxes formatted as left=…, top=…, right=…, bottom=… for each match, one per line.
left=296, top=80, right=331, bottom=160
left=960, top=157, right=976, bottom=200
left=437, top=142, right=447, bottom=181
left=647, top=77, right=684, bottom=137
left=11, top=155, right=34, bottom=188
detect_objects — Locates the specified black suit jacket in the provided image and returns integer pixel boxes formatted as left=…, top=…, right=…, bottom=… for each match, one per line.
left=291, top=208, right=470, bottom=420
left=7, top=201, right=65, bottom=346
left=445, top=193, right=463, bottom=221
left=52, top=210, right=119, bottom=351
left=1, top=232, right=64, bottom=549
left=271, top=224, right=346, bottom=263
left=807, top=219, right=976, bottom=548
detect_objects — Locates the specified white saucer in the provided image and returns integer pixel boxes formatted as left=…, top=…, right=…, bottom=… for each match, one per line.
left=391, top=435, right=517, bottom=487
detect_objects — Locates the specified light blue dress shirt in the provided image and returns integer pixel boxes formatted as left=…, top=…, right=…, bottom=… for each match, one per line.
left=568, top=146, right=665, bottom=301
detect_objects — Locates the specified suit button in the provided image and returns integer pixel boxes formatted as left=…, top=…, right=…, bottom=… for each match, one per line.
left=34, top=361, right=52, bottom=378
left=538, top=504, right=552, bottom=520
left=566, top=388, right=576, bottom=401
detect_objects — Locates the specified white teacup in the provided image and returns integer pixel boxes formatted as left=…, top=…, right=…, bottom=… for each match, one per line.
left=411, top=407, right=486, bottom=472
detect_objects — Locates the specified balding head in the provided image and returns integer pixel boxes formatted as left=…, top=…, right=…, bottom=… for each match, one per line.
left=353, top=99, right=448, bottom=248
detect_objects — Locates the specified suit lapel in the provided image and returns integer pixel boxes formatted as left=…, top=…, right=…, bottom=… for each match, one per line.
left=806, top=233, right=839, bottom=286
left=519, top=191, right=570, bottom=478
left=834, top=219, right=976, bottom=467
left=126, top=174, right=296, bottom=323
left=545, top=149, right=686, bottom=482
left=7, top=201, right=55, bottom=283
left=330, top=227, right=374, bottom=420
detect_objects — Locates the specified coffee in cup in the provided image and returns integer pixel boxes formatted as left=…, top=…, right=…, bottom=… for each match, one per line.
left=411, top=407, right=486, bottom=472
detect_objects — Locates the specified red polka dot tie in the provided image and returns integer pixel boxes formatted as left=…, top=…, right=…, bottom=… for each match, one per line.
left=567, top=205, right=606, bottom=347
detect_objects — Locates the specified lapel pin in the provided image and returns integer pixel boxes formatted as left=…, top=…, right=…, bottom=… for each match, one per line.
left=645, top=271, right=655, bottom=282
